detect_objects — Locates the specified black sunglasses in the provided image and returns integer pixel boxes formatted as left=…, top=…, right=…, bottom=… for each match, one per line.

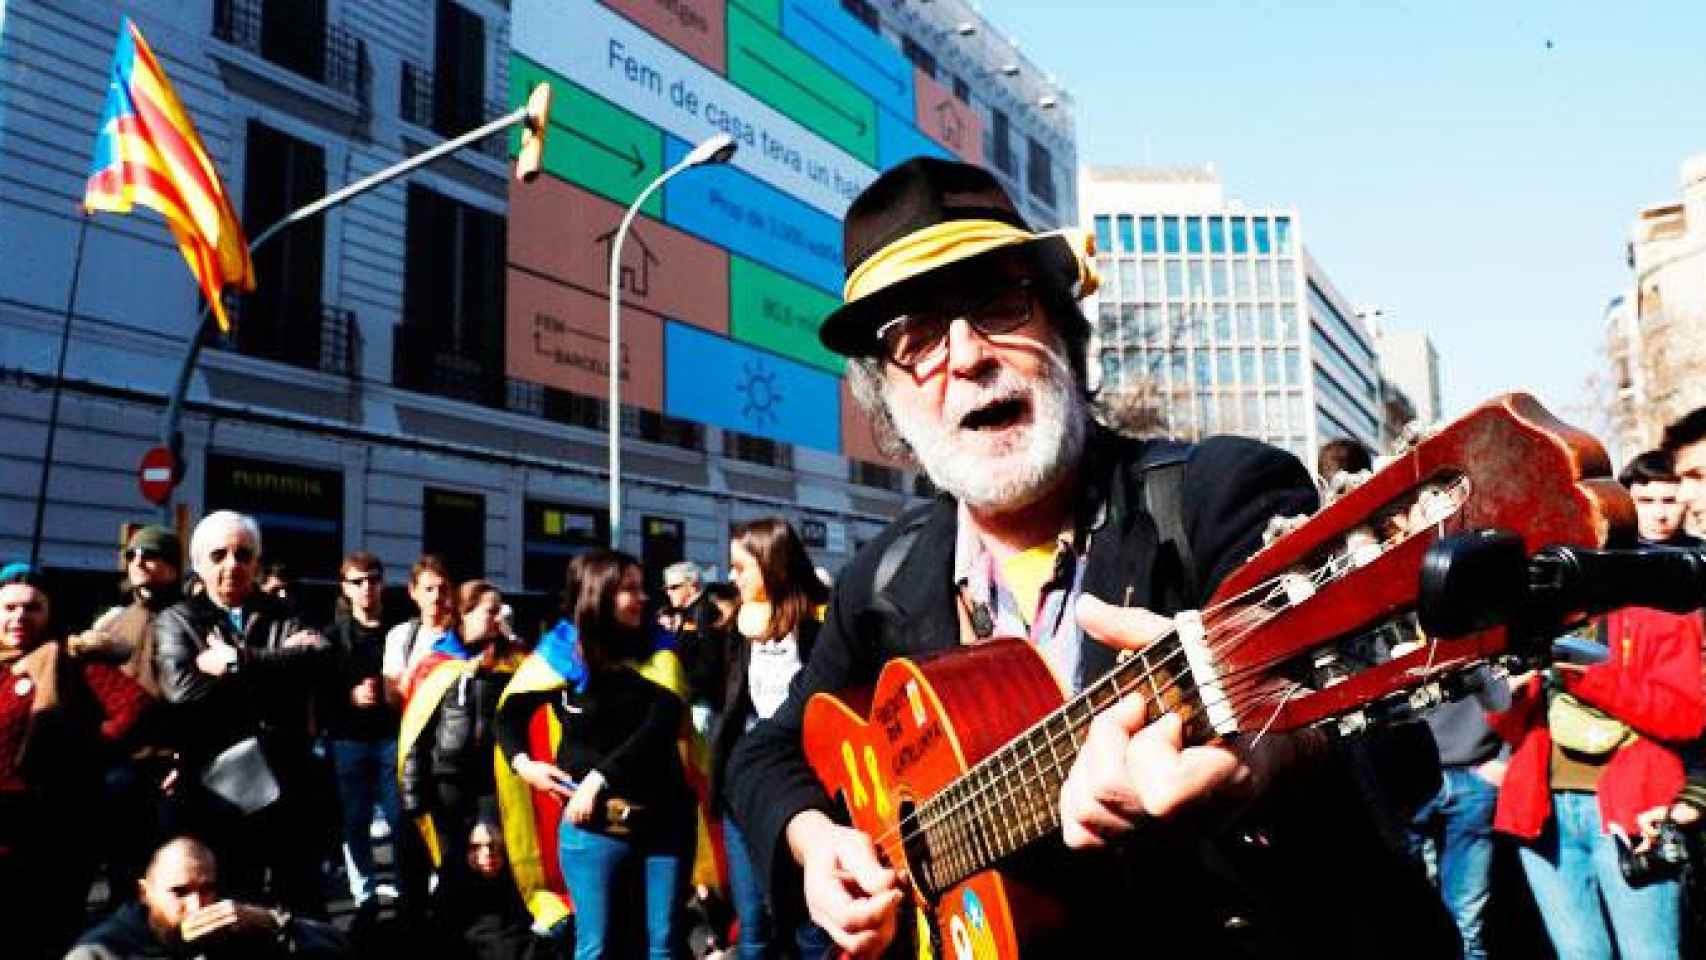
left=125, top=548, right=166, bottom=562
left=874, top=280, right=1035, bottom=371
left=208, top=546, right=256, bottom=565
left=343, top=573, right=383, bottom=587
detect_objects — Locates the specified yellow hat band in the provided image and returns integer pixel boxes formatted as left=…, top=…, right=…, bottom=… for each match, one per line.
left=842, top=218, right=1101, bottom=306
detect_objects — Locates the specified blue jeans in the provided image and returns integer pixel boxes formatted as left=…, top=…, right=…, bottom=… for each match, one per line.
left=1518, top=790, right=1681, bottom=960
left=559, top=819, right=690, bottom=959
left=1407, top=767, right=1498, bottom=960
left=329, top=738, right=401, bottom=905
left=722, top=814, right=831, bottom=960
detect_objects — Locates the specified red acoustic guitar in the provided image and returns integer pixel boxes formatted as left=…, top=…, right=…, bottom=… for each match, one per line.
left=801, top=393, right=1632, bottom=959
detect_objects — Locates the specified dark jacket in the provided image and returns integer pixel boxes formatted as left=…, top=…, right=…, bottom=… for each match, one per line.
left=152, top=591, right=331, bottom=770
left=318, top=615, right=398, bottom=742
left=707, top=616, right=820, bottom=812
left=400, top=665, right=511, bottom=816
left=725, top=428, right=1456, bottom=958
left=66, top=900, right=349, bottom=959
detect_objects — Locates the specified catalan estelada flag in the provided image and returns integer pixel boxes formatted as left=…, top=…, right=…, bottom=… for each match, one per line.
left=83, top=17, right=253, bottom=331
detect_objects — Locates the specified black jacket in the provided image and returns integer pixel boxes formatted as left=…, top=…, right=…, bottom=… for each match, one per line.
left=318, top=615, right=398, bottom=742
left=400, top=665, right=511, bottom=816
left=725, top=428, right=1456, bottom=958
left=707, top=616, right=819, bottom=813
left=66, top=900, right=349, bottom=959
left=152, top=591, right=332, bottom=770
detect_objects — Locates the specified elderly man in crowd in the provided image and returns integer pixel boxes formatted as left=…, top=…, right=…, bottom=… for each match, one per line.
left=153, top=510, right=334, bottom=917
left=67, top=837, right=348, bottom=960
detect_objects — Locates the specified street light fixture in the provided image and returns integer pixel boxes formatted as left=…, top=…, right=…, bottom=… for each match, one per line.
left=606, top=132, right=737, bottom=549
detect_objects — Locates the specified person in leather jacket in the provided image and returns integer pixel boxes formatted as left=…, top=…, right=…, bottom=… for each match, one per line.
left=399, top=580, right=523, bottom=880
left=150, top=511, right=333, bottom=916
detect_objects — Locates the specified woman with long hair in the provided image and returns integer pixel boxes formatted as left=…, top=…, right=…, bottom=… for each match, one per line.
left=498, top=549, right=696, bottom=959
left=399, top=580, right=524, bottom=881
left=713, top=518, right=831, bottom=959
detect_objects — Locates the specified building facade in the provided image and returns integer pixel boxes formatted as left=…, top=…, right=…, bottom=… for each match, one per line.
left=1080, top=166, right=1382, bottom=467
left=1360, top=306, right=1442, bottom=446
left=0, top=0, right=1076, bottom=622
left=1607, top=153, right=1706, bottom=457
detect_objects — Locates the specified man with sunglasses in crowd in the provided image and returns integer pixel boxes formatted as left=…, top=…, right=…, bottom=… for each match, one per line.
left=726, top=159, right=1453, bottom=957
left=153, top=510, right=334, bottom=917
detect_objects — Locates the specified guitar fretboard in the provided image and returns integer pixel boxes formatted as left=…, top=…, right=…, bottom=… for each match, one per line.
left=913, top=636, right=1211, bottom=894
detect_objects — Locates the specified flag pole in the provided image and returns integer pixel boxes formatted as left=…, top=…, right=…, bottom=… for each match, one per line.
left=29, top=212, right=93, bottom=569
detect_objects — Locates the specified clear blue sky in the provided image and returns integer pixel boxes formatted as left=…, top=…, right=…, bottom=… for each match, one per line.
left=977, top=0, right=1706, bottom=425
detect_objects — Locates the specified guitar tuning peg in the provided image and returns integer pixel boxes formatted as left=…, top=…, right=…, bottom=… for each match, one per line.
left=1262, top=514, right=1309, bottom=545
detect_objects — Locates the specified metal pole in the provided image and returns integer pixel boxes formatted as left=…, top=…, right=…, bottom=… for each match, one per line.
left=156, top=103, right=534, bottom=523
left=607, top=173, right=670, bottom=550
left=30, top=214, right=93, bottom=568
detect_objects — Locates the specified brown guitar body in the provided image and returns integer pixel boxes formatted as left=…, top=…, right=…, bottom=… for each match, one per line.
left=803, top=641, right=1069, bottom=958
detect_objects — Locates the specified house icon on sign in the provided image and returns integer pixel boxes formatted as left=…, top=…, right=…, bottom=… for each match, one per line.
left=593, top=226, right=661, bottom=298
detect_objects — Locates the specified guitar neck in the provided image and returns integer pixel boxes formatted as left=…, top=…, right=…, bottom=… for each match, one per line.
left=915, top=637, right=1210, bottom=894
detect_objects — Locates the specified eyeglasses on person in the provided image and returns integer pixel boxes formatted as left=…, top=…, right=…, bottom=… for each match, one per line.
left=208, top=545, right=255, bottom=565
left=343, top=573, right=382, bottom=587
left=125, top=548, right=166, bottom=562
left=874, top=280, right=1036, bottom=372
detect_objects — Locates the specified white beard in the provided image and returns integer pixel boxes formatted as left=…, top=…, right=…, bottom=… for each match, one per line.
left=887, top=346, right=1086, bottom=513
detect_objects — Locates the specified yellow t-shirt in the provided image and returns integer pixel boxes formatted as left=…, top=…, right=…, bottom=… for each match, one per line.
left=999, top=543, right=1059, bottom=628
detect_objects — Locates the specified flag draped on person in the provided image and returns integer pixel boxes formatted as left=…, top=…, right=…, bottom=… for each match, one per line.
left=494, top=620, right=727, bottom=932
left=83, top=17, right=254, bottom=332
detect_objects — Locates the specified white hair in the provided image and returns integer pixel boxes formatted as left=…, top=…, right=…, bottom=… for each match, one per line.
left=663, top=560, right=701, bottom=587
left=189, top=510, right=262, bottom=566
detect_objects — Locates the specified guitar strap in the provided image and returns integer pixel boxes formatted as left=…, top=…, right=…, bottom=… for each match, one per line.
left=1137, top=443, right=1198, bottom=612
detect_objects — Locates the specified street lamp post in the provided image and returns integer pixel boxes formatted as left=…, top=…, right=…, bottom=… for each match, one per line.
left=154, top=83, right=553, bottom=522
left=606, top=133, right=737, bottom=549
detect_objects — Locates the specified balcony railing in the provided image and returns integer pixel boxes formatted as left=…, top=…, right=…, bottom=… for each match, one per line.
left=221, top=295, right=358, bottom=377
left=213, top=0, right=362, bottom=98
left=393, top=322, right=505, bottom=408
left=399, top=62, right=507, bottom=159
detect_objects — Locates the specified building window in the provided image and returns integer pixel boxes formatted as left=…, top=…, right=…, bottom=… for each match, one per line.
left=1275, top=216, right=1293, bottom=255
left=423, top=487, right=486, bottom=583
left=1186, top=217, right=1204, bottom=254
left=1164, top=261, right=1182, bottom=300
left=1117, top=261, right=1138, bottom=300
left=1208, top=216, right=1226, bottom=254
left=1277, top=259, right=1296, bottom=299
left=1140, top=216, right=1159, bottom=254
left=1210, top=261, right=1228, bottom=298
left=850, top=459, right=904, bottom=492
left=901, top=36, right=936, bottom=79
left=239, top=121, right=326, bottom=371
left=1233, top=260, right=1251, bottom=298
left=1162, top=216, right=1181, bottom=254
left=432, top=1, right=487, bottom=136
left=1025, top=137, right=1055, bottom=206
left=841, top=0, right=880, bottom=31
left=399, top=185, right=506, bottom=405
left=1213, top=304, right=1232, bottom=340
left=952, top=75, right=970, bottom=103
left=724, top=430, right=793, bottom=469
left=213, top=0, right=361, bottom=96
left=633, top=409, right=704, bottom=451
left=1115, top=214, right=1135, bottom=253
left=1230, top=217, right=1249, bottom=254
left=1094, top=215, right=1113, bottom=253
left=990, top=109, right=1014, bottom=176
left=1253, top=217, right=1272, bottom=255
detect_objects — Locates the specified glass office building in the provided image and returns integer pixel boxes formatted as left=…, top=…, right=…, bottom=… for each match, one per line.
left=1082, top=167, right=1381, bottom=464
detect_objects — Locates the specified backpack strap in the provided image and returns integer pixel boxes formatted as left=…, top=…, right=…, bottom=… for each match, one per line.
left=1137, top=442, right=1198, bottom=610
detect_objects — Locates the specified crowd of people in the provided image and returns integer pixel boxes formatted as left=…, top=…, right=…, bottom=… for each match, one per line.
left=8, top=155, right=1706, bottom=960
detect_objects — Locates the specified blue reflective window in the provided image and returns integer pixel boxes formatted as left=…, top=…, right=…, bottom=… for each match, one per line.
left=1186, top=217, right=1204, bottom=254
left=1210, top=261, right=1228, bottom=298
left=1263, top=348, right=1280, bottom=384
left=1239, top=348, right=1257, bottom=382
left=1116, top=214, right=1136, bottom=253
left=1217, top=349, right=1234, bottom=383
left=1253, top=217, right=1271, bottom=254
left=1212, top=304, right=1232, bottom=340
left=1165, top=261, right=1183, bottom=299
left=1142, top=260, right=1160, bottom=298
left=1194, top=351, right=1211, bottom=387
left=1140, top=217, right=1159, bottom=253
left=1208, top=217, right=1226, bottom=253
left=1260, top=305, right=1277, bottom=341
left=1162, top=216, right=1181, bottom=254
left=1170, top=349, right=1188, bottom=384
left=1284, top=348, right=1301, bottom=385
left=1235, top=304, right=1255, bottom=340
left=1230, top=217, right=1248, bottom=254
left=1095, top=215, right=1114, bottom=254
left=1275, top=217, right=1293, bottom=255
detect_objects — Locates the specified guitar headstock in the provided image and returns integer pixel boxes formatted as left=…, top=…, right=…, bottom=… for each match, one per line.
left=1194, top=393, right=1634, bottom=735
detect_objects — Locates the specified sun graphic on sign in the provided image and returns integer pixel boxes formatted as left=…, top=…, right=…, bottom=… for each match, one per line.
left=737, top=360, right=783, bottom=427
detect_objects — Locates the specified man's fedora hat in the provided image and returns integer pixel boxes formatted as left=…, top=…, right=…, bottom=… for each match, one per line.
left=819, top=157, right=1098, bottom=358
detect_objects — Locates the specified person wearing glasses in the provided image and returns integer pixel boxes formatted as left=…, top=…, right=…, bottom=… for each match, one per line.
left=153, top=510, right=334, bottom=917
left=723, top=159, right=1454, bottom=957
left=320, top=551, right=410, bottom=924
left=65, top=525, right=186, bottom=905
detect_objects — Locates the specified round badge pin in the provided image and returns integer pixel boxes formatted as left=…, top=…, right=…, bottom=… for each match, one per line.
left=13, top=676, right=32, bottom=698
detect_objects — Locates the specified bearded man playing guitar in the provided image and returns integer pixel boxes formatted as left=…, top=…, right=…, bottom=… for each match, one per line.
left=725, top=158, right=1459, bottom=959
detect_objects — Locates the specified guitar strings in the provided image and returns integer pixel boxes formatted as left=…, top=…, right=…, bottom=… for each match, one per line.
left=871, top=487, right=1472, bottom=872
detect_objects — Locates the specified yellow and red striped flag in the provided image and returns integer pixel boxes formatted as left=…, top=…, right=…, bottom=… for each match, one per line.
left=84, top=17, right=254, bottom=331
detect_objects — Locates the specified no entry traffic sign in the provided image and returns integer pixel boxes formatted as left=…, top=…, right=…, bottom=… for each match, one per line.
left=138, top=446, right=177, bottom=505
